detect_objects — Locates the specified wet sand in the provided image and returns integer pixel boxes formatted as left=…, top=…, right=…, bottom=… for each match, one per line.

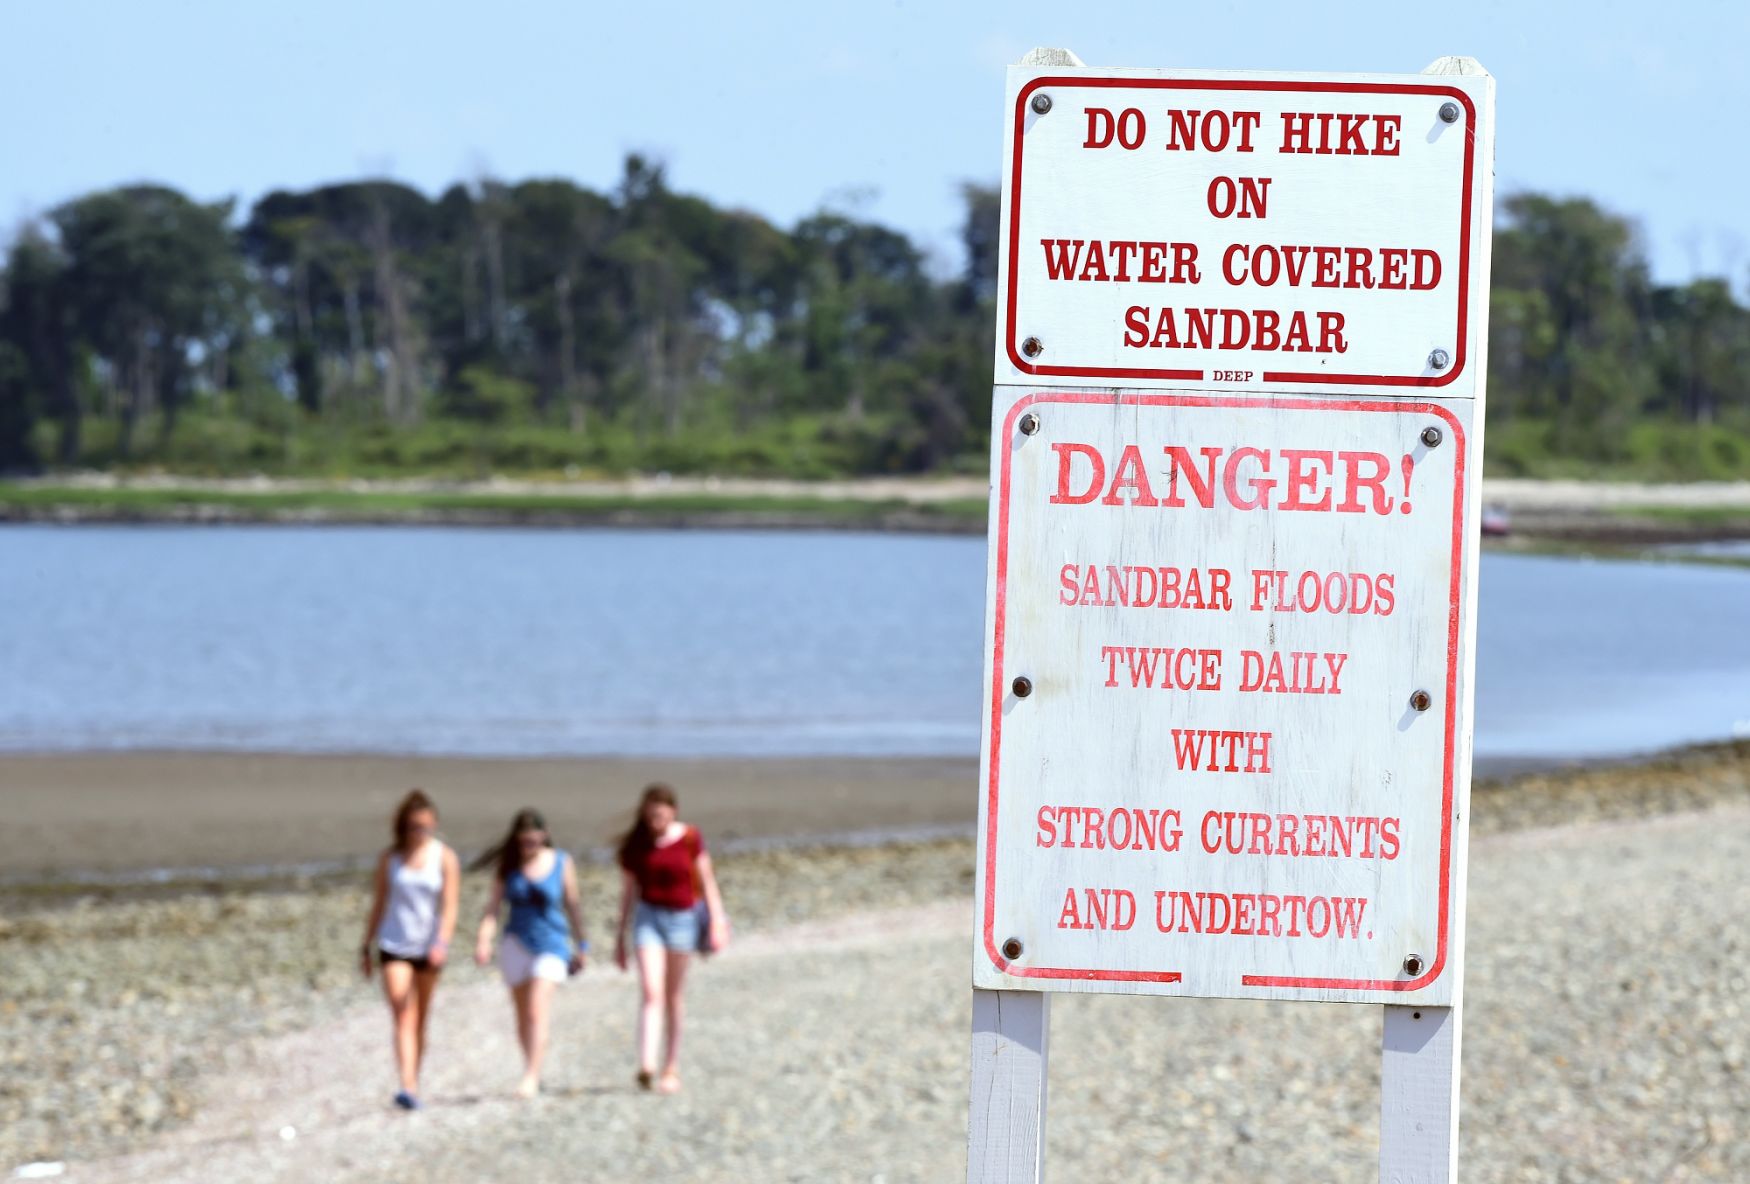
left=0, top=751, right=979, bottom=880
left=0, top=744, right=1708, bottom=883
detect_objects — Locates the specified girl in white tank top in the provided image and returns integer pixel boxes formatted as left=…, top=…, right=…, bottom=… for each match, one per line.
left=377, top=842, right=444, bottom=957
left=361, top=791, right=460, bottom=1111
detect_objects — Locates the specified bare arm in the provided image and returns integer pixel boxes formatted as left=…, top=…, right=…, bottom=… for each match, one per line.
left=697, top=851, right=729, bottom=948
left=474, top=876, right=505, bottom=966
left=562, top=855, right=588, bottom=969
left=614, top=868, right=638, bottom=970
left=360, top=851, right=390, bottom=978
left=430, top=846, right=461, bottom=968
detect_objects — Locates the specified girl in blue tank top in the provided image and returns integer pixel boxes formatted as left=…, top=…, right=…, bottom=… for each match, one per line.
left=505, top=844, right=573, bottom=960
left=473, top=808, right=588, bottom=1099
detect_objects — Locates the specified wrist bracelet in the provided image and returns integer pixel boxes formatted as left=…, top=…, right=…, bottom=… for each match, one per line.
left=576, top=939, right=590, bottom=953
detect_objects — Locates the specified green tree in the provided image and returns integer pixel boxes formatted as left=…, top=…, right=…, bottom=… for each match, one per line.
left=52, top=185, right=246, bottom=456
left=1489, top=194, right=1653, bottom=453
left=0, top=227, right=75, bottom=468
left=241, top=182, right=435, bottom=423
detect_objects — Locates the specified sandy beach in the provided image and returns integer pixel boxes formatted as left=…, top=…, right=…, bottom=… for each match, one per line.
left=3, top=742, right=1749, bottom=1180
left=0, top=752, right=979, bottom=881
left=0, top=746, right=1634, bottom=885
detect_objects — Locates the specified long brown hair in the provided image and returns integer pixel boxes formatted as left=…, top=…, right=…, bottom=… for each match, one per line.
left=617, top=783, right=678, bottom=865
left=470, top=807, right=553, bottom=882
left=392, top=790, right=437, bottom=853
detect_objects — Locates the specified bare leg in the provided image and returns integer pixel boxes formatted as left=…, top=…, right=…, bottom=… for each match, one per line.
left=635, top=943, right=668, bottom=1079
left=381, top=960, right=419, bottom=1095
left=412, top=967, right=440, bottom=1081
left=517, top=978, right=556, bottom=1097
left=511, top=981, right=534, bottom=1091
left=661, top=949, right=691, bottom=1085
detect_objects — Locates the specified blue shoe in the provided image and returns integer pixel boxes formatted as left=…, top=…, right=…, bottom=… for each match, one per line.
left=393, top=1090, right=421, bottom=1111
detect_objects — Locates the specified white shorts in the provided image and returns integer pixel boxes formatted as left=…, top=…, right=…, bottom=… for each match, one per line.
left=499, top=934, right=567, bottom=986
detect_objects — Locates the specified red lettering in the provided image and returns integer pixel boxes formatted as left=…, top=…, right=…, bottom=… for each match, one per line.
left=1222, top=447, right=1275, bottom=511
left=1041, top=238, right=1082, bottom=280
left=1101, top=444, right=1160, bottom=507
left=1036, top=806, right=1057, bottom=847
left=1083, top=108, right=1115, bottom=149
left=1050, top=442, right=1104, bottom=505
left=1279, top=449, right=1334, bottom=511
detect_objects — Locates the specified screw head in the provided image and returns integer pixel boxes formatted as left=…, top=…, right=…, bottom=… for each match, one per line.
left=1420, top=426, right=1443, bottom=448
left=1428, top=348, right=1451, bottom=371
left=1020, top=336, right=1044, bottom=359
left=1403, top=953, right=1425, bottom=976
left=1030, top=93, right=1053, bottom=115
left=1011, top=675, right=1033, bottom=699
left=1438, top=102, right=1460, bottom=125
left=1410, top=689, right=1432, bottom=713
left=1018, top=412, right=1041, bottom=437
left=1002, top=937, right=1024, bottom=960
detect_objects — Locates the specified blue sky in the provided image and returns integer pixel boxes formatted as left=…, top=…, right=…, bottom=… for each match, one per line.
left=2, top=0, right=1744, bottom=287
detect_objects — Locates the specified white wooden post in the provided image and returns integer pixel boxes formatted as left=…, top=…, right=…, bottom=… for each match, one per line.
left=967, top=45, right=1079, bottom=1184
left=1379, top=1004, right=1461, bottom=1183
left=968, top=988, right=1050, bottom=1183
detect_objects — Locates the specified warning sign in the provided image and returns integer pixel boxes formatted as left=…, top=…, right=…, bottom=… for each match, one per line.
left=967, top=58, right=1494, bottom=1184
left=996, top=70, right=1491, bottom=394
left=972, top=389, right=1477, bottom=1003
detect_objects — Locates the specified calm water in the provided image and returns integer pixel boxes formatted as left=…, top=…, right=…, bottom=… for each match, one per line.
left=2, top=525, right=1747, bottom=762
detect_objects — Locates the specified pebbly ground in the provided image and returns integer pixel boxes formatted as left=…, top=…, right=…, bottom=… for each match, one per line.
left=4, top=744, right=1750, bottom=1181
left=39, top=807, right=1750, bottom=1183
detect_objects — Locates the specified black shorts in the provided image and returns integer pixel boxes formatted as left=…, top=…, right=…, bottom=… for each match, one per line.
left=378, top=948, right=437, bottom=973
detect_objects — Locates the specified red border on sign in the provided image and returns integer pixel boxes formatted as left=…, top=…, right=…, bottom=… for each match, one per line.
left=981, top=391, right=1466, bottom=994
left=1004, top=77, right=1479, bottom=388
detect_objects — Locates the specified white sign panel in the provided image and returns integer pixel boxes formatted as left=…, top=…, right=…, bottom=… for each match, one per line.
left=996, top=67, right=1491, bottom=396
left=972, top=389, right=1477, bottom=1004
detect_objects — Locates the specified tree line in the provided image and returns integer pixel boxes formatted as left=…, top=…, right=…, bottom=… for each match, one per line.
left=1, top=161, right=1746, bottom=479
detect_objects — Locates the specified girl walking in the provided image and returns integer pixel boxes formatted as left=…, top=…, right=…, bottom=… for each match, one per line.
left=614, top=784, right=727, bottom=1094
left=360, top=789, right=461, bottom=1111
left=473, top=808, right=587, bottom=1098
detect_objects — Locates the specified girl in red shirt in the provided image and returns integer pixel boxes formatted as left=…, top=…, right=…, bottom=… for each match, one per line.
left=614, top=783, right=728, bottom=1094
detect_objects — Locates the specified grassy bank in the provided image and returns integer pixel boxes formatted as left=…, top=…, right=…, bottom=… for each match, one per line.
left=1606, top=503, right=1750, bottom=530
left=1486, top=417, right=1750, bottom=482
left=0, top=482, right=991, bottom=532
left=10, top=477, right=1750, bottom=544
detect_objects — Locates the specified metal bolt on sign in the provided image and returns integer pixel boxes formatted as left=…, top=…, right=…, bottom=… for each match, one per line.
left=1438, top=102, right=1460, bottom=124
left=1403, top=953, right=1426, bottom=976
left=1409, top=690, right=1433, bottom=712
left=1420, top=426, right=1443, bottom=448
left=1428, top=348, right=1451, bottom=370
left=1021, top=336, right=1045, bottom=358
left=1011, top=676, right=1033, bottom=698
left=1002, top=938, right=1025, bottom=960
left=1031, top=93, right=1053, bottom=115
left=1018, top=412, right=1042, bottom=436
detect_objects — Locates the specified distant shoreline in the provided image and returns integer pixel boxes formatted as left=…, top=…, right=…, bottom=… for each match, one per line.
left=5, top=473, right=1750, bottom=542
left=2, top=740, right=1746, bottom=893
left=0, top=749, right=983, bottom=886
left=0, top=479, right=992, bottom=535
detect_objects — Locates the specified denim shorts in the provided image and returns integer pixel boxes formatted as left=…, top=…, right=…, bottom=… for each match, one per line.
left=632, top=901, right=701, bottom=952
